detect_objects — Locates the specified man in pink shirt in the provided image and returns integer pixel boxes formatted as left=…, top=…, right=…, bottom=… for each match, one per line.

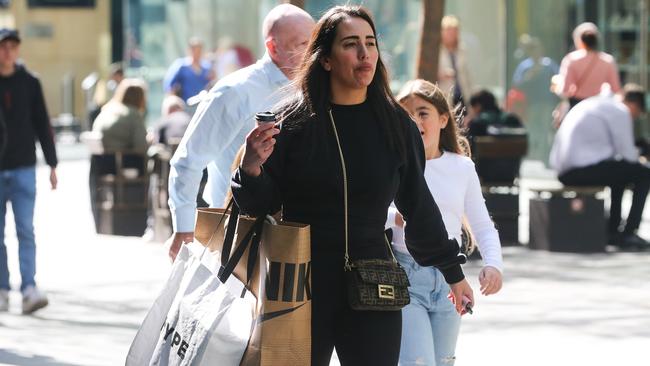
left=557, top=22, right=621, bottom=108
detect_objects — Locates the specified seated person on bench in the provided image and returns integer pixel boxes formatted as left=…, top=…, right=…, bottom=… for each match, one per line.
left=550, top=84, right=649, bottom=249
left=92, top=78, right=149, bottom=176
left=466, top=89, right=526, bottom=184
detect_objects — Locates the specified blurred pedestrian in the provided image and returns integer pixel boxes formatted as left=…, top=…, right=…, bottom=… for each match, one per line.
left=550, top=84, right=649, bottom=250
left=166, top=4, right=315, bottom=260
left=92, top=78, right=148, bottom=155
left=554, top=22, right=621, bottom=109
left=466, top=89, right=526, bottom=184
left=89, top=62, right=125, bottom=128
left=389, top=79, right=503, bottom=366
left=89, top=79, right=148, bottom=235
left=512, top=35, right=559, bottom=164
left=512, top=36, right=559, bottom=106
left=163, top=37, right=214, bottom=103
left=0, top=28, right=58, bottom=314
left=212, top=37, right=255, bottom=81
left=232, top=6, right=473, bottom=365
left=438, top=15, right=473, bottom=109
left=153, top=94, right=191, bottom=146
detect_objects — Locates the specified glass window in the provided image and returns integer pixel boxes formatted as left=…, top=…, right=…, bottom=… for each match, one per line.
left=123, top=0, right=263, bottom=124
left=305, top=0, right=421, bottom=91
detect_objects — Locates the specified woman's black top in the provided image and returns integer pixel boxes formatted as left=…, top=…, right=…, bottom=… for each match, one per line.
left=232, top=101, right=466, bottom=284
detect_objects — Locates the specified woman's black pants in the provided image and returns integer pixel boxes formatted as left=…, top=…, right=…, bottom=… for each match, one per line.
left=311, top=255, right=402, bottom=366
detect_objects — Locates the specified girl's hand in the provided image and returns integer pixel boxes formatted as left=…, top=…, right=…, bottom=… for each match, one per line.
left=395, top=212, right=404, bottom=228
left=479, top=266, right=502, bottom=296
left=448, top=278, right=474, bottom=315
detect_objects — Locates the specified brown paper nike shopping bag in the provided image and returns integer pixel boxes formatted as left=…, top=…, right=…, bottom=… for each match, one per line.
left=195, top=206, right=312, bottom=366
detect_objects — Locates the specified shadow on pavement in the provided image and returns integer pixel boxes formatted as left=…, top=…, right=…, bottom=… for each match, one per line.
left=0, top=349, right=81, bottom=366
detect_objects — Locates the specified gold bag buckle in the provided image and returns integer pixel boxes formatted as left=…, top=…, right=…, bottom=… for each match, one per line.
left=378, top=284, right=395, bottom=300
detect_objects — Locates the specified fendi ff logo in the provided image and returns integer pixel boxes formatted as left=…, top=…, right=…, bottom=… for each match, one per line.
left=378, top=284, right=395, bottom=299
left=265, top=261, right=311, bottom=302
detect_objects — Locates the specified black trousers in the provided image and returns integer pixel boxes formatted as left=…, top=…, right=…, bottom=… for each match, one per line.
left=559, top=160, right=650, bottom=234
left=311, top=255, right=402, bottom=366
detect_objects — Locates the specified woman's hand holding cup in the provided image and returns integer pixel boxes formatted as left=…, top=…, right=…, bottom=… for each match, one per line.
left=241, top=118, right=280, bottom=177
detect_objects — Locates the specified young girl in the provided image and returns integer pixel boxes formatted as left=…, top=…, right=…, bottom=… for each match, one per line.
left=387, top=79, right=503, bottom=366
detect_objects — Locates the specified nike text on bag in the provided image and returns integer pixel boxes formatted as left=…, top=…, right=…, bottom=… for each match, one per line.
left=195, top=207, right=312, bottom=366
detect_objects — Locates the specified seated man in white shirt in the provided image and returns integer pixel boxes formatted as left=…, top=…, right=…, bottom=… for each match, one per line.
left=166, top=4, right=315, bottom=261
left=550, top=84, right=649, bottom=249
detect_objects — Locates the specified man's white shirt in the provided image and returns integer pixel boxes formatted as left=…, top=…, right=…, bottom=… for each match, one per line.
left=550, top=94, right=638, bottom=175
left=168, top=52, right=288, bottom=232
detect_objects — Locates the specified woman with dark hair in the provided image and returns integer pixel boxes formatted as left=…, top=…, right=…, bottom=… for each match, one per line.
left=232, top=6, right=473, bottom=365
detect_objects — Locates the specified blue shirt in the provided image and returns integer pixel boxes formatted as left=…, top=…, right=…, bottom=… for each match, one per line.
left=512, top=57, right=559, bottom=103
left=163, top=57, right=213, bottom=102
left=169, top=53, right=288, bottom=232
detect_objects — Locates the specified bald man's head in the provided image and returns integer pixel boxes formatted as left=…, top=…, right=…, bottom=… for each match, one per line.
left=262, top=4, right=315, bottom=79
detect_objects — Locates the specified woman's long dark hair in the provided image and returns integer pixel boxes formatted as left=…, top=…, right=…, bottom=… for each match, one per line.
left=277, top=5, right=406, bottom=158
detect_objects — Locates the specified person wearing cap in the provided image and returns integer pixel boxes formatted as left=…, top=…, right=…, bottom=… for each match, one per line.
left=554, top=22, right=621, bottom=108
left=166, top=5, right=315, bottom=261
left=550, top=84, right=649, bottom=250
left=163, top=36, right=215, bottom=103
left=0, top=28, right=58, bottom=314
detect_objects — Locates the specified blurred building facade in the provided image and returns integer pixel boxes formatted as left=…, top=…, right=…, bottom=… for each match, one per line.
left=0, top=0, right=111, bottom=122
left=0, top=0, right=648, bottom=166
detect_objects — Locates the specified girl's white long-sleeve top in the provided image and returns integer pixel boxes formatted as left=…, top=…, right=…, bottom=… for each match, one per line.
left=387, top=151, right=504, bottom=272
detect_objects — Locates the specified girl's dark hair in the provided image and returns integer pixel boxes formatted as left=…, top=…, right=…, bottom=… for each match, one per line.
left=396, top=79, right=469, bottom=156
left=276, top=5, right=405, bottom=158
left=580, top=30, right=598, bottom=50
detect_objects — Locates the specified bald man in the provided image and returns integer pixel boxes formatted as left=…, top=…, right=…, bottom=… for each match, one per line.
left=167, top=4, right=314, bottom=260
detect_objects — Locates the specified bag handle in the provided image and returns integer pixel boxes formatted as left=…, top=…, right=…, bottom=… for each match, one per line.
left=199, top=198, right=264, bottom=295
left=194, top=198, right=235, bottom=263
left=327, top=109, right=398, bottom=270
left=215, top=197, right=263, bottom=284
left=219, top=199, right=239, bottom=272
left=217, top=216, right=264, bottom=287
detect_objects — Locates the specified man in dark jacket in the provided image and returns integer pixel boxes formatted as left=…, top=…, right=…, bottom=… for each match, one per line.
left=0, top=28, right=58, bottom=314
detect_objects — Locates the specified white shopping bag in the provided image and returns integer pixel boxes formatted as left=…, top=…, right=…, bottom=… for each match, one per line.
left=149, top=258, right=255, bottom=366
left=126, top=245, right=198, bottom=365
left=127, top=205, right=262, bottom=366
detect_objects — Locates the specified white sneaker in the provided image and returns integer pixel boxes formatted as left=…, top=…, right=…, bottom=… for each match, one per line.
left=22, top=286, right=48, bottom=314
left=0, top=290, right=8, bottom=312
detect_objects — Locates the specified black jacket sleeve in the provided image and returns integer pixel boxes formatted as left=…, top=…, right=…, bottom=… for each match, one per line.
left=31, top=77, right=58, bottom=168
left=394, top=118, right=466, bottom=284
left=231, top=126, right=286, bottom=217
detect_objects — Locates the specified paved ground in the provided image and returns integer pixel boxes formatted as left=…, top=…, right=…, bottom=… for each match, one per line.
left=0, top=144, right=649, bottom=365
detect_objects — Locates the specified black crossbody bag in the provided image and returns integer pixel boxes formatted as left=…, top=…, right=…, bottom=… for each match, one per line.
left=328, top=109, right=410, bottom=311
